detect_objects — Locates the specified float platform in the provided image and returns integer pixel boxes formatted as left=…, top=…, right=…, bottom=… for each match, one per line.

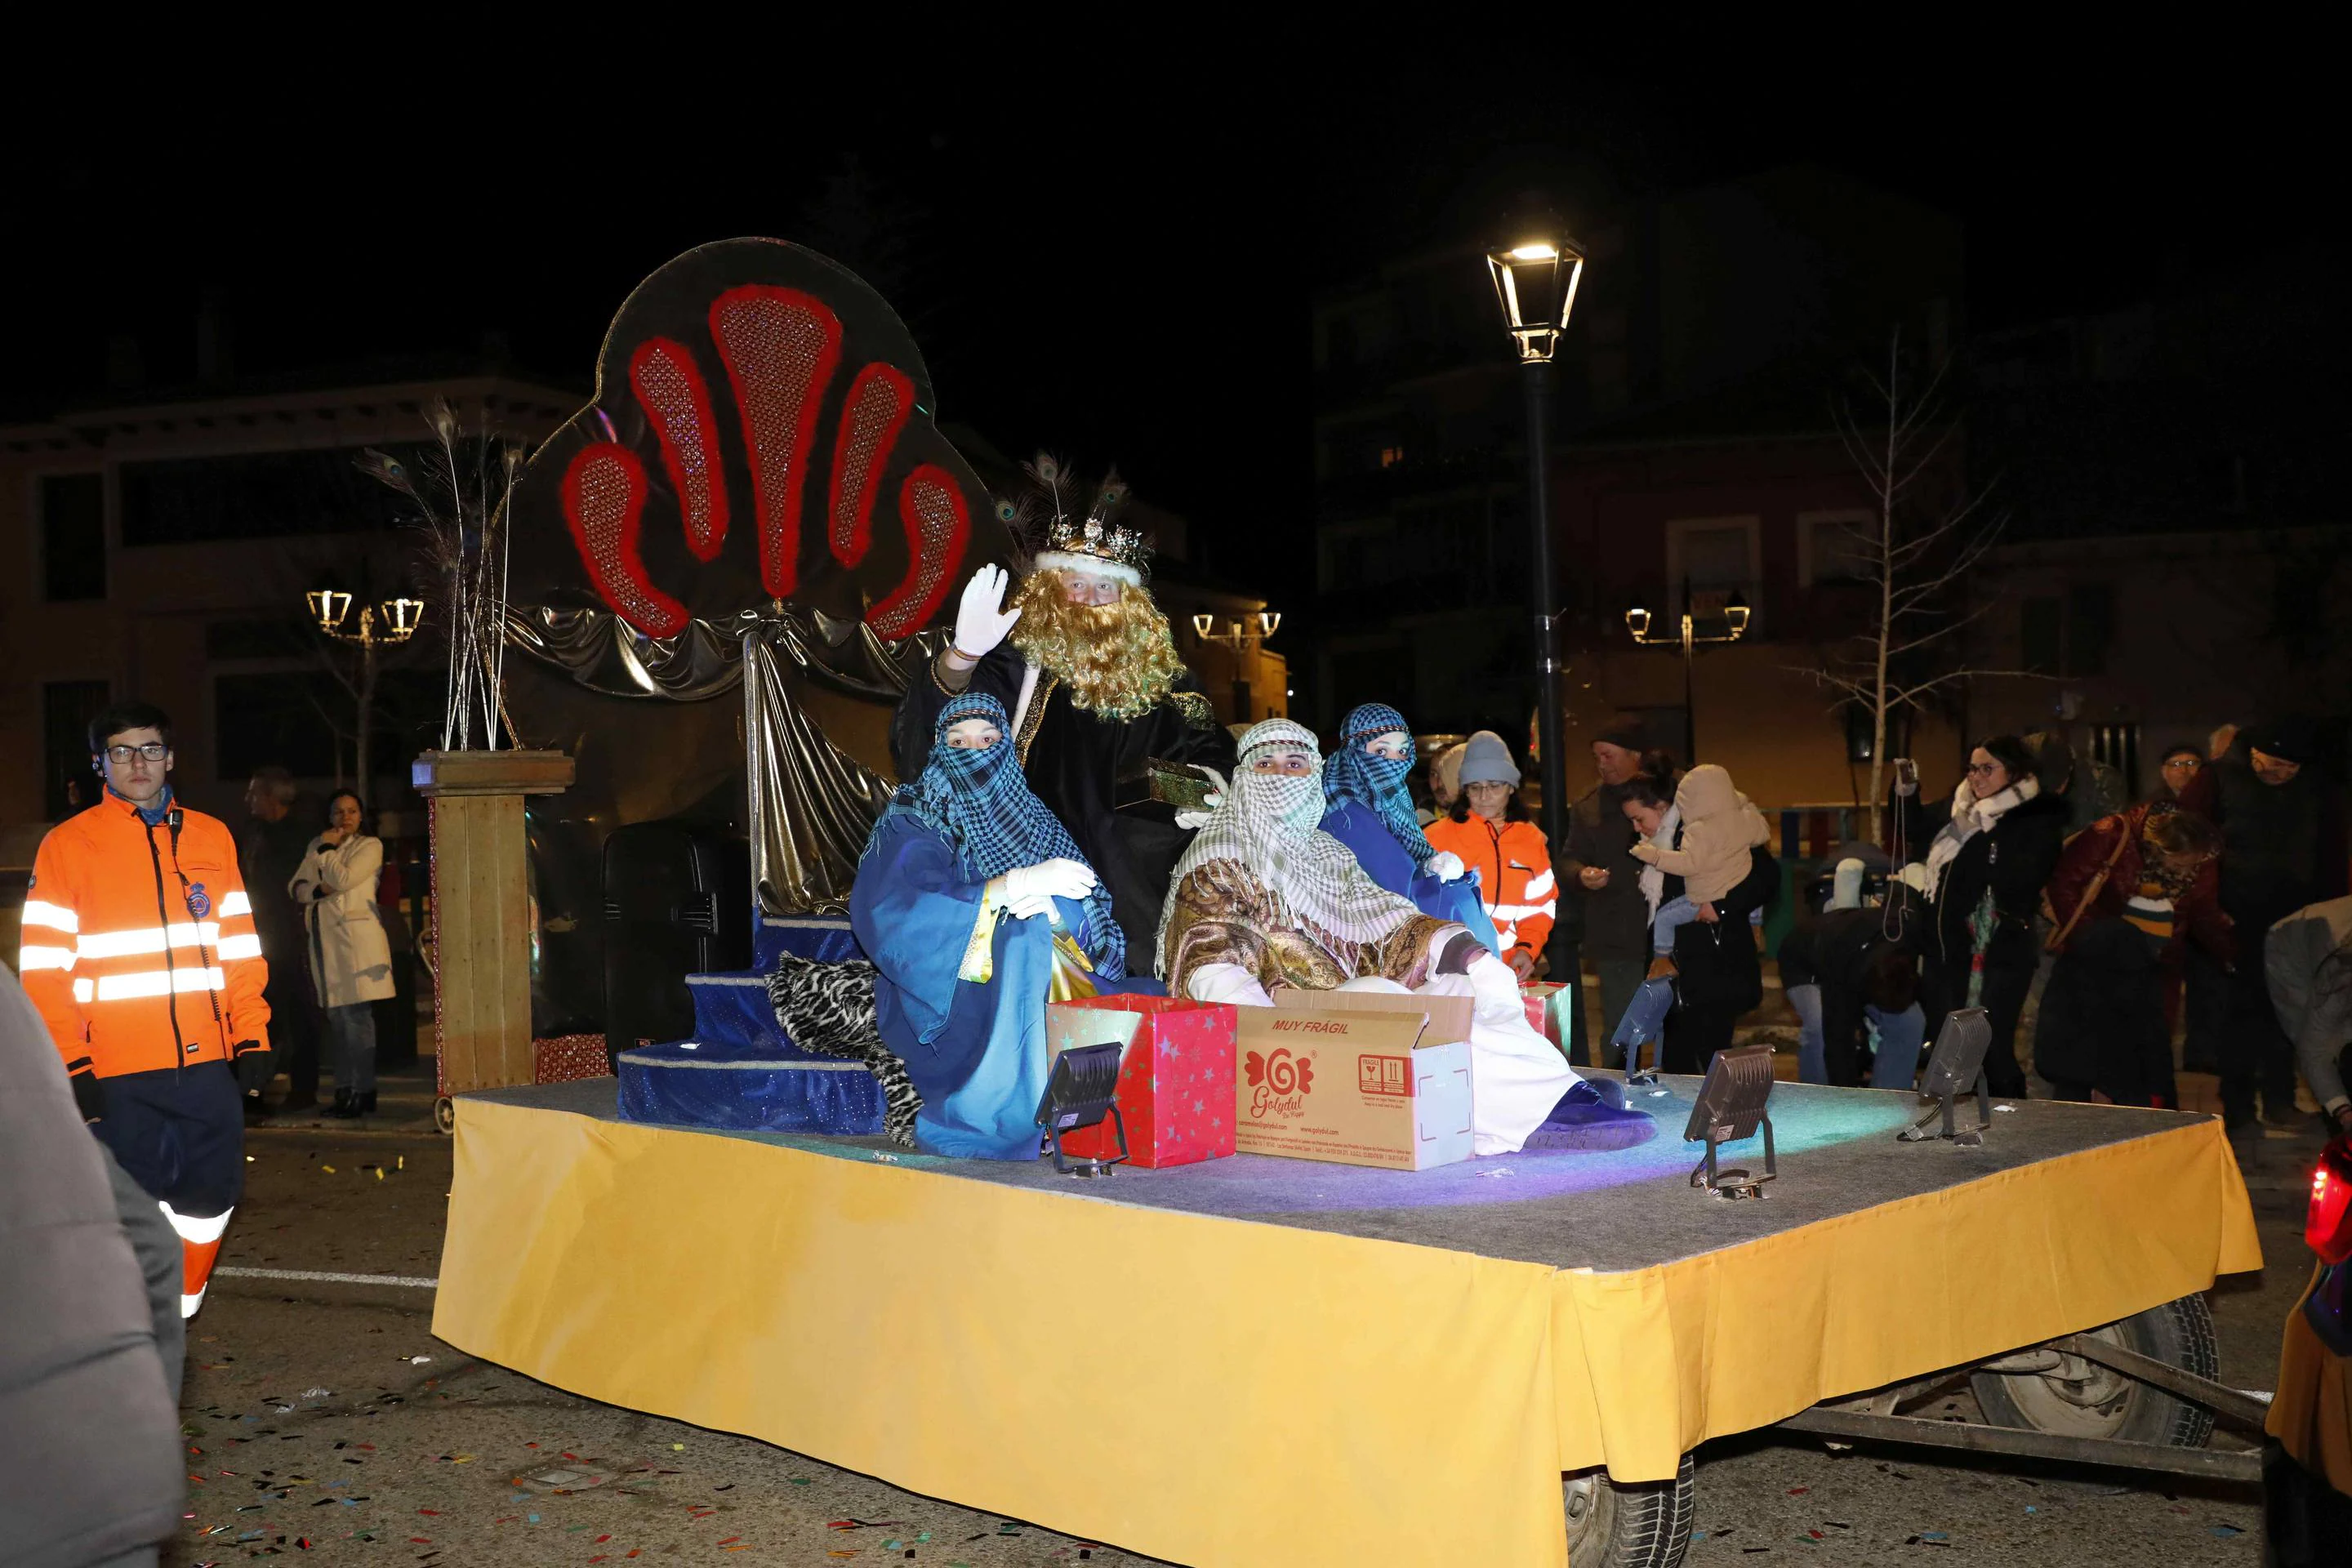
left=433, top=1076, right=2259, bottom=1567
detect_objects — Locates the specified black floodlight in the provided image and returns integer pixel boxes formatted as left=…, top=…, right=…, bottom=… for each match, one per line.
left=1036, top=1041, right=1129, bottom=1177
left=1900, top=1006, right=1993, bottom=1146
left=1683, top=1044, right=1777, bottom=1199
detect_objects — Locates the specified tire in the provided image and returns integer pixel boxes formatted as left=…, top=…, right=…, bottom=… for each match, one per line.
left=1563, top=1451, right=1695, bottom=1568
left=433, top=1096, right=457, bottom=1135
left=1971, top=1293, right=2218, bottom=1449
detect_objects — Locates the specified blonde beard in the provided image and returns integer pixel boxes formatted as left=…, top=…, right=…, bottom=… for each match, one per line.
left=1009, top=573, right=1188, bottom=720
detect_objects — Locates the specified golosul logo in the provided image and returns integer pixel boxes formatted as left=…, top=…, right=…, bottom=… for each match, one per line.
left=1243, top=1048, right=1316, bottom=1121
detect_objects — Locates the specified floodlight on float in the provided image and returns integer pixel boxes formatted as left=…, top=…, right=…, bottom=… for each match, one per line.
left=308, top=588, right=354, bottom=632
left=1486, top=235, right=1588, bottom=364
left=1900, top=1006, right=1993, bottom=1145
left=1683, top=1044, right=1778, bottom=1199
left=1036, top=1041, right=1129, bottom=1178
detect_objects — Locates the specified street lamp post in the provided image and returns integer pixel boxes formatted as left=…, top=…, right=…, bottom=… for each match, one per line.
left=309, top=590, right=424, bottom=795
left=1487, top=236, right=1587, bottom=990
left=1192, top=609, right=1282, bottom=723
left=1625, top=582, right=1749, bottom=761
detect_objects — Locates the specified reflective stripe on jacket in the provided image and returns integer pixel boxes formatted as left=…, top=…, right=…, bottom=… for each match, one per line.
left=21, top=794, right=271, bottom=1077
left=1423, top=812, right=1555, bottom=961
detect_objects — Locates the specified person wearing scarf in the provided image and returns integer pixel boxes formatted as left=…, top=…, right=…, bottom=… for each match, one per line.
left=1318, top=703, right=1502, bottom=954
left=1893, top=735, right=2070, bottom=1099
left=851, top=693, right=1160, bottom=1160
left=2034, top=802, right=2228, bottom=1107
left=1158, top=719, right=1587, bottom=1156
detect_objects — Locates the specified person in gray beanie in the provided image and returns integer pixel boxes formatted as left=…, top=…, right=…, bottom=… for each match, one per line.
left=1426, top=730, right=1557, bottom=979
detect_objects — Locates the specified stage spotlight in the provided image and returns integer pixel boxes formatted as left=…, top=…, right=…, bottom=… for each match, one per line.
left=1683, top=1045, right=1776, bottom=1199
left=1036, top=1041, right=1129, bottom=1177
left=1899, top=1006, right=1993, bottom=1146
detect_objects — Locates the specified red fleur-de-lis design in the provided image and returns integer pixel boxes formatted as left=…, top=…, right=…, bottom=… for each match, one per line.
left=541, top=239, right=999, bottom=643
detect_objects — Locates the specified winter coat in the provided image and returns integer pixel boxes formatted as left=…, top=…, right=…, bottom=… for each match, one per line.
left=2265, top=896, right=2352, bottom=1120
left=1660, top=842, right=1780, bottom=1013
left=290, top=833, right=395, bottom=1009
left=0, top=964, right=184, bottom=1567
left=1632, top=764, right=1769, bottom=904
left=1897, top=780, right=2069, bottom=982
left=2043, top=803, right=2232, bottom=974
left=2177, top=752, right=2350, bottom=927
left=1423, top=811, right=1555, bottom=967
left=1562, top=780, right=1649, bottom=959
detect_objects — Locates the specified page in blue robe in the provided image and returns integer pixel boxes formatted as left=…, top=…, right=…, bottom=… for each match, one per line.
left=1320, top=800, right=1503, bottom=955
left=850, top=814, right=1160, bottom=1160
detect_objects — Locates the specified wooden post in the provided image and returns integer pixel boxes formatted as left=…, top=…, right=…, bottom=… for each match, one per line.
left=413, top=750, right=574, bottom=1099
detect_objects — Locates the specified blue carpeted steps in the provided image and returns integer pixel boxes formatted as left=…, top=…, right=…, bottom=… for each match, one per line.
left=618, top=915, right=884, bottom=1136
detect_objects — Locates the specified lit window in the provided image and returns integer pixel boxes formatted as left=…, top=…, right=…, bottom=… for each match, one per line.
left=1379, top=446, right=1405, bottom=469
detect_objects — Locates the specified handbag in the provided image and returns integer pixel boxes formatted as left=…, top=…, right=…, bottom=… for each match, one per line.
left=2042, top=822, right=2131, bottom=956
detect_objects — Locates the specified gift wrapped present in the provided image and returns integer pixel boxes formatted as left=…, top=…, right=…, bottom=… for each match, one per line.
left=1519, top=980, right=1575, bottom=1056
left=1050, top=995, right=1238, bottom=1169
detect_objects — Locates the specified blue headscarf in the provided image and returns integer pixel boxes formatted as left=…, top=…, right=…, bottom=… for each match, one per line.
left=1321, top=702, right=1435, bottom=869
left=874, top=692, right=1125, bottom=978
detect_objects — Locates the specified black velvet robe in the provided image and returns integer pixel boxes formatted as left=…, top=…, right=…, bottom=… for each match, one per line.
left=891, top=644, right=1237, bottom=959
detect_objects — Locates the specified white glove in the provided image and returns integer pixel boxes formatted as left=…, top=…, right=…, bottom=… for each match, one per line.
left=1174, top=810, right=1213, bottom=831
left=1004, top=858, right=1097, bottom=911
left=951, top=564, right=1023, bottom=662
left=1465, top=949, right=1530, bottom=1018
left=1428, top=850, right=1465, bottom=883
left=1175, top=764, right=1227, bottom=830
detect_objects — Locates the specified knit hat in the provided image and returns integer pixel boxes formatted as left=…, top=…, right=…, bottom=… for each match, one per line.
left=1592, top=718, right=1646, bottom=753
left=1432, top=742, right=1467, bottom=800
left=1459, top=730, right=1521, bottom=787
left=2248, top=715, right=2318, bottom=765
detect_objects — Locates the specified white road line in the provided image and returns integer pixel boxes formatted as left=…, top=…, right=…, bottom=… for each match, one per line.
left=215, top=1266, right=439, bottom=1290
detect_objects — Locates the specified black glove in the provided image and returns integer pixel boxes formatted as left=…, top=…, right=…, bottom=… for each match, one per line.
left=233, top=1045, right=273, bottom=1096
left=71, top=1071, right=106, bottom=1122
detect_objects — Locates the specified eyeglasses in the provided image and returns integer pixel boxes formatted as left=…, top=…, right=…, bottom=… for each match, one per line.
left=1965, top=762, right=2002, bottom=777
left=103, top=743, right=169, bottom=764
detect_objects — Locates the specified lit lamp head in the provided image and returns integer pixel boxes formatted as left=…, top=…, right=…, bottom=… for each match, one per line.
left=383, top=597, right=425, bottom=641
left=1258, top=609, right=1281, bottom=639
left=1624, top=602, right=1653, bottom=640
left=1486, top=237, right=1588, bottom=364
left=1192, top=612, right=1216, bottom=639
left=308, top=588, right=354, bottom=632
left=1723, top=592, right=1752, bottom=639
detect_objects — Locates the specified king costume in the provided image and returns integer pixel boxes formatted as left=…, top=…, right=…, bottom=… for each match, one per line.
left=1157, top=719, right=1581, bottom=1156
left=892, top=460, right=1236, bottom=961
left=1318, top=702, right=1502, bottom=953
left=853, top=693, right=1160, bottom=1160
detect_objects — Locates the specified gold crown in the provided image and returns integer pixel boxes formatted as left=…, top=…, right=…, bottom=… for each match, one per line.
left=1022, top=453, right=1150, bottom=581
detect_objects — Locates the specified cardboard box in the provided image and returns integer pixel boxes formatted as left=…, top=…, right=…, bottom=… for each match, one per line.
left=1048, top=996, right=1238, bottom=1169
left=1232, top=991, right=1475, bottom=1170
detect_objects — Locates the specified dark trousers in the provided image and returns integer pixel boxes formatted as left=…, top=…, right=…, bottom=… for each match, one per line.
left=2221, top=915, right=2300, bottom=1129
left=1922, top=926, right=2035, bottom=1098
left=1590, top=957, right=1650, bottom=1070
left=261, top=965, right=319, bottom=1102
left=1661, top=999, right=1742, bottom=1076
left=91, top=1062, right=245, bottom=1218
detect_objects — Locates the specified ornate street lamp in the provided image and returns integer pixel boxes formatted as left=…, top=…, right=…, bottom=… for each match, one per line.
left=1625, top=583, right=1751, bottom=760
left=1189, top=608, right=1283, bottom=723
left=1487, top=231, right=1588, bottom=993
left=307, top=587, right=425, bottom=794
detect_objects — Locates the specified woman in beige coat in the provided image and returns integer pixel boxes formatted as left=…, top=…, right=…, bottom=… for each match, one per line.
left=289, top=792, right=395, bottom=1116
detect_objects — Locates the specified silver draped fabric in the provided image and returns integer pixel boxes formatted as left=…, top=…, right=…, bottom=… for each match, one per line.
left=506, top=602, right=951, bottom=915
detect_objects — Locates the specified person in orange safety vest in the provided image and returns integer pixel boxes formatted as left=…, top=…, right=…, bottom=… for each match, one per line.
left=19, top=701, right=271, bottom=1320
left=1423, top=730, right=1557, bottom=979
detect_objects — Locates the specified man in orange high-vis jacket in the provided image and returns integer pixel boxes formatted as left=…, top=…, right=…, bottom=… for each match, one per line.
left=20, top=701, right=271, bottom=1320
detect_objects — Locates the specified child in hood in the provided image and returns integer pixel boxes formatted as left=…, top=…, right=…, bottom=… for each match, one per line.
left=1629, top=764, right=1769, bottom=973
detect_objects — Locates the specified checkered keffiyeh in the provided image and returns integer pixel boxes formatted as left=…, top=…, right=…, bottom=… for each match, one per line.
left=874, top=692, right=1125, bottom=978
left=1321, top=702, right=1435, bottom=869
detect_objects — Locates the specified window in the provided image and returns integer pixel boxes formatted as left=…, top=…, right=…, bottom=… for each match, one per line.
left=41, top=474, right=106, bottom=600
left=119, top=442, right=430, bottom=546
left=1664, top=515, right=1762, bottom=623
left=2066, top=583, right=2114, bottom=676
left=42, top=680, right=110, bottom=819
left=1379, top=446, right=1405, bottom=469
left=1797, top=510, right=1876, bottom=586
left=2021, top=597, right=2062, bottom=675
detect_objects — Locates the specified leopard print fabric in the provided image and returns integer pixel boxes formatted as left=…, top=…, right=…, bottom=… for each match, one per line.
left=765, top=953, right=923, bottom=1147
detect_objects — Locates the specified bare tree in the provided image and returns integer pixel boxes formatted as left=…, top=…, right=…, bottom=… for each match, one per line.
left=1805, top=330, right=2024, bottom=840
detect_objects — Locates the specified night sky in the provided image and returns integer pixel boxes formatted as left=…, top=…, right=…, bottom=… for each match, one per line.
left=3, top=56, right=2323, bottom=578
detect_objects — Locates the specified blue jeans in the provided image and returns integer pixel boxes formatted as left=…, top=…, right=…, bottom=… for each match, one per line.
left=325, top=1003, right=376, bottom=1094
left=1788, top=983, right=1926, bottom=1090
left=1651, top=894, right=1701, bottom=956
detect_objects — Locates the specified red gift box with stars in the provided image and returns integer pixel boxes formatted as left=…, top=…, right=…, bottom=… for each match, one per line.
left=1049, top=995, right=1238, bottom=1169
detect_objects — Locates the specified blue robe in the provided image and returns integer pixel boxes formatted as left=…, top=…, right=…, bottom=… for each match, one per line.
left=851, top=814, right=1160, bottom=1160
left=1320, top=800, right=1503, bottom=956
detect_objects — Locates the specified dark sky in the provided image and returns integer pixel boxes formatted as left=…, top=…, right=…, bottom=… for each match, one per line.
left=2, top=55, right=2324, bottom=556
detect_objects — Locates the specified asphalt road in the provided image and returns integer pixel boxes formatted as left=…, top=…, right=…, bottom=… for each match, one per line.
left=167, top=1107, right=2319, bottom=1566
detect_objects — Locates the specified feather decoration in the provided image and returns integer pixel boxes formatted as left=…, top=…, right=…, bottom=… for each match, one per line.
left=1022, top=452, right=1071, bottom=528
